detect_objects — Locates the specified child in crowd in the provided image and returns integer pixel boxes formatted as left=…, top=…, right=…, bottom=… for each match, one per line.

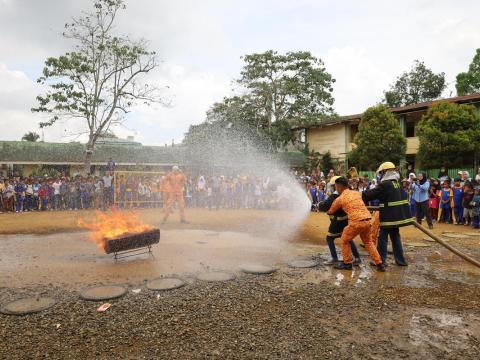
left=438, top=180, right=453, bottom=224
left=38, top=181, right=49, bottom=211
left=462, top=183, right=474, bottom=226
left=308, top=181, right=319, bottom=212
left=25, top=180, right=34, bottom=211
left=79, top=177, right=89, bottom=209
left=68, top=179, right=78, bottom=210
left=318, top=182, right=326, bottom=203
left=471, top=187, right=480, bottom=229
left=33, top=179, right=40, bottom=210
left=428, top=185, right=439, bottom=221
left=14, top=178, right=25, bottom=213
left=452, top=178, right=464, bottom=224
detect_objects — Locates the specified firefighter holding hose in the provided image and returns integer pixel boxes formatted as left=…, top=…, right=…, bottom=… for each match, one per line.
left=327, top=177, right=385, bottom=271
left=362, top=162, right=413, bottom=266
left=162, top=166, right=188, bottom=224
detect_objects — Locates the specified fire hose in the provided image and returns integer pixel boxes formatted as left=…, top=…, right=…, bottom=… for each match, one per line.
left=367, top=206, right=480, bottom=269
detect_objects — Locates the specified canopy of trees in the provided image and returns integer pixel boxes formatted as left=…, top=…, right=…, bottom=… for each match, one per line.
left=184, top=50, right=336, bottom=158
left=417, top=102, right=480, bottom=168
left=21, top=132, right=40, bottom=142
left=384, top=60, right=446, bottom=107
left=348, top=105, right=406, bottom=170
left=456, top=48, right=480, bottom=96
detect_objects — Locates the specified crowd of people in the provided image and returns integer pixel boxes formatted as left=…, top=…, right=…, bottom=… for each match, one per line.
left=306, top=166, right=480, bottom=230
left=0, top=168, right=299, bottom=214
left=0, top=172, right=116, bottom=213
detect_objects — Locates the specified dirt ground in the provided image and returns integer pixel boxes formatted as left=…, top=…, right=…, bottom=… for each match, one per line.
left=1, top=209, right=479, bottom=359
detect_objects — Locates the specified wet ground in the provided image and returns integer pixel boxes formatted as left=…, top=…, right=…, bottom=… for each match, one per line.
left=0, top=209, right=479, bottom=359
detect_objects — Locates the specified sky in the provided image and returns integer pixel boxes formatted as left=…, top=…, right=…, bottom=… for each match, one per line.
left=0, top=0, right=479, bottom=145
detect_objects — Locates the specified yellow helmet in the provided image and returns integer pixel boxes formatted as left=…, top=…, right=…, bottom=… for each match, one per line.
left=329, top=176, right=341, bottom=185
left=377, top=162, right=396, bottom=173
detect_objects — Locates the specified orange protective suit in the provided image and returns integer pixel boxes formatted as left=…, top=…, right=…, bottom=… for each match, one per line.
left=328, top=189, right=382, bottom=265
left=370, top=211, right=380, bottom=246
left=163, top=171, right=186, bottom=222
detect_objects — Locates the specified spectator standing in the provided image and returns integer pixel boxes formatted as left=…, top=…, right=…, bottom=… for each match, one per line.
left=25, top=180, right=34, bottom=211
left=452, top=178, right=464, bottom=224
left=38, top=181, right=49, bottom=211
left=14, top=179, right=25, bottom=213
left=107, top=158, right=115, bottom=173
left=438, top=180, right=453, bottom=224
left=438, top=166, right=449, bottom=184
left=471, top=186, right=480, bottom=229
left=33, top=179, right=40, bottom=210
left=60, top=178, right=69, bottom=210
left=462, top=183, right=474, bottom=226
left=411, top=173, right=433, bottom=229
left=475, top=168, right=480, bottom=184
left=52, top=178, right=61, bottom=210
left=103, top=171, right=113, bottom=207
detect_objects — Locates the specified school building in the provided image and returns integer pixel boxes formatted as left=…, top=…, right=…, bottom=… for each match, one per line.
left=302, top=93, right=480, bottom=167
left=0, top=136, right=306, bottom=177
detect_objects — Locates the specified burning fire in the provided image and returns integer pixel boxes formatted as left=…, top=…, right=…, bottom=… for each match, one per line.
left=77, top=209, right=153, bottom=250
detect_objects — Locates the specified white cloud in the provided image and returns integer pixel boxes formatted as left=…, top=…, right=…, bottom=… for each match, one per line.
left=1, top=0, right=480, bottom=144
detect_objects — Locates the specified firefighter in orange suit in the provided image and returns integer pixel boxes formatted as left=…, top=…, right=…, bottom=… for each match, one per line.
left=370, top=211, right=380, bottom=246
left=162, top=166, right=188, bottom=224
left=327, top=176, right=385, bottom=271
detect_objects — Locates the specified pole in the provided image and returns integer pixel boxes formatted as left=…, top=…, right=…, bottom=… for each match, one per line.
left=366, top=206, right=480, bottom=269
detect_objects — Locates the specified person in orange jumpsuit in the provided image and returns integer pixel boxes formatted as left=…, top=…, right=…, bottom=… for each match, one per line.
left=370, top=211, right=380, bottom=246
left=159, top=175, right=169, bottom=211
left=327, top=177, right=385, bottom=271
left=162, top=166, right=188, bottom=224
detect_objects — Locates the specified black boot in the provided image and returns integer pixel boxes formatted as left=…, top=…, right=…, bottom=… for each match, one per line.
left=376, top=263, right=386, bottom=272
left=334, top=262, right=353, bottom=270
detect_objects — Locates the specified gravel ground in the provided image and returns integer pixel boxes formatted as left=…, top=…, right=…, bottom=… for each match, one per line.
left=1, top=260, right=479, bottom=360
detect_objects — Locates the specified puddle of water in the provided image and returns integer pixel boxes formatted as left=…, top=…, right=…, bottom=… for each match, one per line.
left=409, top=308, right=480, bottom=352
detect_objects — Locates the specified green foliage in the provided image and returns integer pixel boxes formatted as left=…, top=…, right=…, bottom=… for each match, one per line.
left=238, top=50, right=336, bottom=129
left=348, top=105, right=406, bottom=170
left=384, top=60, right=446, bottom=107
left=305, top=147, right=321, bottom=175
left=320, top=151, right=335, bottom=173
left=416, top=102, right=480, bottom=168
left=32, top=0, right=160, bottom=174
left=184, top=50, right=336, bottom=158
left=21, top=131, right=40, bottom=142
left=456, top=48, right=480, bottom=96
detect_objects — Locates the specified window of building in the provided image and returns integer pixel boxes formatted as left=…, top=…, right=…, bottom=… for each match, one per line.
left=350, top=124, right=359, bottom=142
left=406, top=120, right=415, bottom=137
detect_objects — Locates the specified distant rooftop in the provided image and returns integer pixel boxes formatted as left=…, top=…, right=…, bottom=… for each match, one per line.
left=297, top=92, right=480, bottom=130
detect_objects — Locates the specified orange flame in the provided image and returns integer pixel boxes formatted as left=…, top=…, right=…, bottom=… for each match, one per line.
left=77, top=209, right=153, bottom=251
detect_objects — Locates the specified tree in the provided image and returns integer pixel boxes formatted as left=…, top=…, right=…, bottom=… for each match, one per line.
left=21, top=131, right=40, bottom=142
left=183, top=96, right=273, bottom=170
left=348, top=105, right=406, bottom=170
left=320, top=151, right=335, bottom=173
left=32, top=0, right=162, bottom=174
left=456, top=48, right=480, bottom=96
left=416, top=102, right=480, bottom=168
left=384, top=60, right=446, bottom=107
left=238, top=50, right=336, bottom=129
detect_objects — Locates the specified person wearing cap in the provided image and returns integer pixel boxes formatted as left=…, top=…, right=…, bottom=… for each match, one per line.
left=362, top=162, right=413, bottom=266
left=318, top=176, right=361, bottom=266
left=162, top=166, right=188, bottom=224
left=327, top=176, right=385, bottom=271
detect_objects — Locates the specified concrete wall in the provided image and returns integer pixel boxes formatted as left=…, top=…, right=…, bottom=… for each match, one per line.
left=406, top=137, right=419, bottom=155
left=306, top=124, right=346, bottom=159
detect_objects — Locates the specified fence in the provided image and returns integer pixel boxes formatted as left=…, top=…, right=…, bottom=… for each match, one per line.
left=113, top=170, right=165, bottom=207
left=356, top=168, right=476, bottom=180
